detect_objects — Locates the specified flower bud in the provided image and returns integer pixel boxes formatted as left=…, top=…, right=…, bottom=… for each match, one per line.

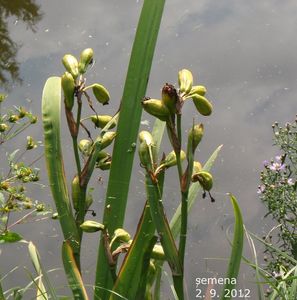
left=161, top=83, right=178, bottom=114
left=113, top=228, right=131, bottom=243
left=61, top=72, right=75, bottom=110
left=71, top=175, right=80, bottom=211
left=178, top=69, right=193, bottom=94
left=97, top=159, right=111, bottom=170
left=138, top=141, right=150, bottom=167
left=91, top=115, right=115, bottom=129
left=192, top=171, right=213, bottom=191
left=0, top=123, right=8, bottom=132
left=62, top=54, right=79, bottom=79
left=188, top=124, right=204, bottom=153
left=0, top=94, right=6, bottom=103
left=142, top=98, right=171, bottom=121
left=151, top=244, right=165, bottom=260
left=97, top=151, right=109, bottom=161
left=26, top=136, right=37, bottom=150
left=92, top=84, right=110, bottom=105
left=78, top=48, right=94, bottom=74
left=192, top=94, right=213, bottom=116
left=163, top=150, right=186, bottom=168
left=189, top=85, right=207, bottom=97
left=18, top=107, right=27, bottom=118
left=80, top=220, right=105, bottom=233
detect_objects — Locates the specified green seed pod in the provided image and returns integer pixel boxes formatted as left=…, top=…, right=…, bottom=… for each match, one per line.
left=142, top=98, right=171, bottom=121
left=97, top=160, right=111, bottom=170
left=189, top=85, right=207, bottom=97
left=80, top=220, right=105, bottom=233
left=78, top=48, right=94, bottom=74
left=138, top=141, right=150, bottom=167
left=92, top=84, right=110, bottom=105
left=97, top=151, right=109, bottom=161
left=71, top=175, right=80, bottom=211
left=26, top=136, right=36, bottom=150
left=192, top=171, right=213, bottom=191
left=163, top=150, right=186, bottom=168
left=0, top=123, right=8, bottom=132
left=61, top=72, right=75, bottom=110
left=8, top=115, right=19, bottom=123
left=161, top=83, right=178, bottom=114
left=139, top=130, right=154, bottom=146
left=151, top=244, right=165, bottom=260
left=188, top=124, right=204, bottom=153
left=62, top=54, right=79, bottom=79
left=18, top=107, right=27, bottom=118
left=85, top=189, right=93, bottom=210
left=100, top=131, right=116, bottom=149
left=192, top=94, right=213, bottom=116
left=113, top=228, right=131, bottom=243
left=78, top=139, right=92, bottom=156
left=193, top=161, right=202, bottom=174
left=30, top=116, right=38, bottom=124
left=90, top=115, right=115, bottom=129
left=178, top=69, right=193, bottom=94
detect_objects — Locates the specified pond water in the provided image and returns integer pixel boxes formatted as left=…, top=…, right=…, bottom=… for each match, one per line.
left=1, top=0, right=297, bottom=298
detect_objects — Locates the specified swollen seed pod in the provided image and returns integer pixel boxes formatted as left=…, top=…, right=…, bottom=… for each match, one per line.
left=142, top=98, right=171, bottom=122
left=163, top=150, right=186, bottom=168
left=189, top=85, right=207, bottom=97
left=100, top=131, right=116, bottom=149
left=97, top=151, right=109, bottom=161
left=97, top=160, right=111, bottom=170
left=113, top=228, right=131, bottom=243
left=0, top=123, right=8, bottom=132
left=80, top=220, right=105, bottom=233
left=61, top=72, right=75, bottom=110
left=192, top=171, right=213, bottom=191
left=161, top=83, right=178, bottom=114
left=138, top=141, right=150, bottom=167
left=78, top=139, right=92, bottom=156
left=192, top=94, right=213, bottom=116
left=151, top=244, right=165, bottom=260
left=193, top=161, right=203, bottom=174
left=62, top=54, right=79, bottom=79
left=90, top=115, right=115, bottom=129
left=139, top=130, right=154, bottom=146
left=92, top=84, right=110, bottom=105
left=8, top=115, right=19, bottom=123
left=71, top=175, right=80, bottom=211
left=178, top=69, right=193, bottom=94
left=188, top=124, right=204, bottom=153
left=78, top=48, right=94, bottom=74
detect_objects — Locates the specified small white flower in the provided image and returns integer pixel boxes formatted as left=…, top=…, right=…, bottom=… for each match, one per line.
left=287, top=178, right=295, bottom=186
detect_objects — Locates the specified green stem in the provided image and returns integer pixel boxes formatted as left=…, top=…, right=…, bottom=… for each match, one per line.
left=72, top=137, right=81, bottom=176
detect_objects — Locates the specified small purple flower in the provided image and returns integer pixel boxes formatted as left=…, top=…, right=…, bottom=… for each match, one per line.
left=263, top=160, right=269, bottom=167
left=275, top=155, right=282, bottom=162
left=257, top=185, right=265, bottom=194
left=269, top=162, right=285, bottom=172
left=287, top=178, right=295, bottom=186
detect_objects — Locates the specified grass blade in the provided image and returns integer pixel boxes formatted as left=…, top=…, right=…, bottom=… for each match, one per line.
left=221, top=194, right=244, bottom=300
left=62, top=241, right=89, bottom=300
left=28, top=241, right=58, bottom=300
left=94, top=1, right=165, bottom=298
left=42, top=77, right=80, bottom=259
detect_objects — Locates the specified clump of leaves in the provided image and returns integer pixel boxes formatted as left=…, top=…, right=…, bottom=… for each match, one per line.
left=258, top=116, right=297, bottom=277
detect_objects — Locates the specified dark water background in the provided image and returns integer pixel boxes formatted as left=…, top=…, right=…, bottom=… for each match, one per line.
left=1, top=0, right=297, bottom=298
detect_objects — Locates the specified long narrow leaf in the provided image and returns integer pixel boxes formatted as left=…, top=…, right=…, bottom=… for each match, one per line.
left=94, top=1, right=165, bottom=298
left=221, top=194, right=244, bottom=300
left=42, top=77, right=80, bottom=257
left=62, top=241, right=89, bottom=300
left=28, top=241, right=58, bottom=300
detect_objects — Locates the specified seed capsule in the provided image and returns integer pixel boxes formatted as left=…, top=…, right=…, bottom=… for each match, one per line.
left=71, top=175, right=80, bottom=211
left=91, top=115, right=115, bottom=129
left=188, top=124, right=204, bottom=153
left=189, top=85, right=207, bottom=97
left=138, top=141, right=150, bottom=167
left=62, top=54, right=79, bottom=79
left=78, top=48, right=94, bottom=74
left=192, top=171, right=213, bottom=191
left=100, top=131, right=116, bottom=149
left=151, top=244, right=165, bottom=260
left=139, top=130, right=154, bottom=146
left=61, top=72, right=75, bottom=110
left=8, top=115, right=19, bottom=123
left=163, top=150, right=186, bottom=168
left=78, top=139, right=92, bottom=156
left=192, top=94, right=213, bottom=116
left=92, top=84, right=110, bottom=105
left=80, top=220, right=105, bottom=233
left=142, top=98, right=171, bottom=121
left=0, top=123, right=8, bottom=132
left=97, top=159, right=111, bottom=170
left=113, top=228, right=131, bottom=243
left=178, top=69, right=193, bottom=94
left=161, top=83, right=178, bottom=114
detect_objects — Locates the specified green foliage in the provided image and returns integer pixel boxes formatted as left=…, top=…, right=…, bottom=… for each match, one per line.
left=259, top=118, right=297, bottom=278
